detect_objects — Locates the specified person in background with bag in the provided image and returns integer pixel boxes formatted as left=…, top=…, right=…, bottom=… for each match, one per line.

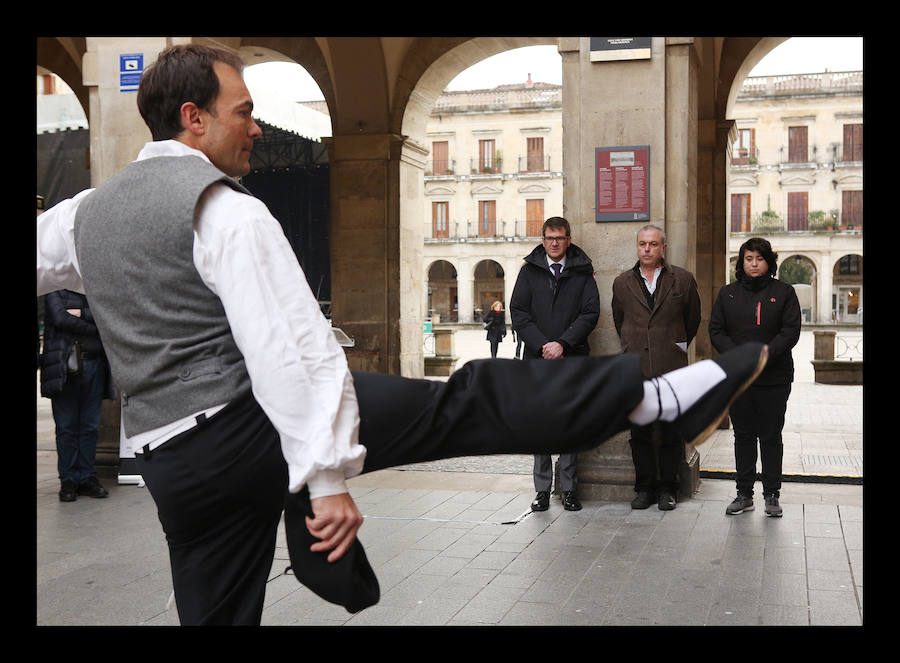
left=484, top=300, right=507, bottom=358
left=40, top=290, right=115, bottom=502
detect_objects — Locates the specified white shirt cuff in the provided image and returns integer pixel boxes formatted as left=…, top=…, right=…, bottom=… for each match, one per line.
left=305, top=469, right=350, bottom=500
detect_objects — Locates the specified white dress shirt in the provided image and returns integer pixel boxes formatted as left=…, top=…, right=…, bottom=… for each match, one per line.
left=36, top=140, right=366, bottom=499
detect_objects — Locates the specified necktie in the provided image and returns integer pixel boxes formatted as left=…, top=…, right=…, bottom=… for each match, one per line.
left=551, top=263, right=561, bottom=280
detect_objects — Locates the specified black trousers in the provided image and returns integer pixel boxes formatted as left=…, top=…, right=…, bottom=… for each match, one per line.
left=628, top=420, right=683, bottom=495
left=136, top=354, right=643, bottom=625
left=729, top=382, right=791, bottom=497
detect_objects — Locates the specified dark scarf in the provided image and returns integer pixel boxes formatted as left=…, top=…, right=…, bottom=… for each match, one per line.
left=740, top=272, right=773, bottom=292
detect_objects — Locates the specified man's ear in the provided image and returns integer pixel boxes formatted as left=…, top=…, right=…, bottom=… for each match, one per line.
left=179, top=101, right=205, bottom=137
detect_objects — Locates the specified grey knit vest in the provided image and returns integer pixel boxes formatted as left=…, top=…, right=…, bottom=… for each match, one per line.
left=74, top=155, right=252, bottom=437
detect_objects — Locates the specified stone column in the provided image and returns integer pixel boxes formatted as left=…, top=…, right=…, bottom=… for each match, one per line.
left=819, top=253, right=834, bottom=323
left=560, top=37, right=705, bottom=501
left=457, top=257, right=475, bottom=323
left=325, top=133, right=414, bottom=376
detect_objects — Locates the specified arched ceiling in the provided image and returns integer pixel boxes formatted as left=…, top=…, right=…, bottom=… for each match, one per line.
left=36, top=37, right=88, bottom=114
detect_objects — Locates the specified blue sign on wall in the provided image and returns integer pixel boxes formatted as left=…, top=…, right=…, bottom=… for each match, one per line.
left=119, top=53, right=144, bottom=92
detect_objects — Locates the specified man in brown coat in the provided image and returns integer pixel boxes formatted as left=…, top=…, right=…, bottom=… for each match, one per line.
left=612, top=225, right=701, bottom=510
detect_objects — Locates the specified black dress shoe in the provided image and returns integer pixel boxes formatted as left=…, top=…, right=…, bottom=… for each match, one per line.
left=674, top=343, right=768, bottom=447
left=657, top=491, right=676, bottom=510
left=531, top=491, right=550, bottom=511
left=562, top=491, right=582, bottom=511
left=630, top=490, right=654, bottom=510
left=59, top=481, right=77, bottom=502
left=77, top=476, right=109, bottom=498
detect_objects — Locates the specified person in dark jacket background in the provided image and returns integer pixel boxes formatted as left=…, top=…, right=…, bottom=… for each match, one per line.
left=40, top=290, right=116, bottom=502
left=510, top=217, right=600, bottom=512
left=709, top=237, right=801, bottom=517
left=484, top=300, right=507, bottom=358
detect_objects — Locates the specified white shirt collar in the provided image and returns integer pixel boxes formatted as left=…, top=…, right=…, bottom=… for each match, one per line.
left=136, top=139, right=214, bottom=165
left=546, top=254, right=566, bottom=272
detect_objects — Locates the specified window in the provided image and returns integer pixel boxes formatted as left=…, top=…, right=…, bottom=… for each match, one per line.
left=842, top=190, right=863, bottom=227
left=843, top=124, right=863, bottom=162
left=788, top=126, right=808, bottom=163
left=479, top=139, right=496, bottom=173
left=732, top=128, right=755, bottom=165
left=787, top=192, right=808, bottom=231
left=526, top=137, right=544, bottom=172
left=478, top=200, right=496, bottom=237
left=526, top=199, right=544, bottom=236
left=432, top=201, right=449, bottom=238
left=730, top=193, right=751, bottom=232
left=838, top=255, right=861, bottom=275
left=432, top=141, right=450, bottom=174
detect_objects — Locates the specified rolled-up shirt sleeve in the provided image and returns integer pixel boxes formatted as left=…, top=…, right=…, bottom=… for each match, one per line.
left=193, top=183, right=366, bottom=498
left=36, top=189, right=94, bottom=296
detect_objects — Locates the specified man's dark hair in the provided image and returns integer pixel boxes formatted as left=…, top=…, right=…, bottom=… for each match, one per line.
left=137, top=44, right=246, bottom=141
left=542, top=216, right=571, bottom=237
left=735, top=236, right=779, bottom=281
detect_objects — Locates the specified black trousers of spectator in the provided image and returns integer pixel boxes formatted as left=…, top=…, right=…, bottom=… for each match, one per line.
left=628, top=420, right=683, bottom=496
left=136, top=354, right=643, bottom=624
left=729, top=382, right=791, bottom=497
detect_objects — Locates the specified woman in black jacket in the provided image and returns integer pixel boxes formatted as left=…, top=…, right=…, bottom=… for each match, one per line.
left=709, top=238, right=801, bottom=517
left=40, top=290, right=115, bottom=502
left=484, top=300, right=507, bottom=358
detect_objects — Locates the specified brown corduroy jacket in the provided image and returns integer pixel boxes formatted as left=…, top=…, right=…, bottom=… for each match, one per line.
left=611, top=259, right=701, bottom=379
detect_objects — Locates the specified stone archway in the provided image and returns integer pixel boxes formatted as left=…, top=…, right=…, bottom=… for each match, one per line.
left=426, top=259, right=459, bottom=323
left=472, top=259, right=506, bottom=321
left=779, top=254, right=818, bottom=323
left=832, top=254, right=863, bottom=323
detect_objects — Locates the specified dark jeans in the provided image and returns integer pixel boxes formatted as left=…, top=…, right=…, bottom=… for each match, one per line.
left=51, top=358, right=104, bottom=485
left=628, top=420, right=682, bottom=495
left=729, top=383, right=792, bottom=497
left=136, top=355, right=644, bottom=624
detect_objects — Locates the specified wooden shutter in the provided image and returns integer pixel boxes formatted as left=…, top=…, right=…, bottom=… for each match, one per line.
left=788, top=126, right=808, bottom=163
left=730, top=194, right=750, bottom=232
left=478, top=200, right=496, bottom=236
left=432, top=201, right=449, bottom=238
left=842, top=190, right=862, bottom=227
left=526, top=199, right=544, bottom=236
left=843, top=124, right=863, bottom=162
left=526, top=137, right=544, bottom=172
left=432, top=141, right=449, bottom=174
left=787, top=192, right=808, bottom=230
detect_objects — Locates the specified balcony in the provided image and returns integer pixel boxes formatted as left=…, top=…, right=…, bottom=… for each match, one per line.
left=424, top=219, right=545, bottom=242
left=517, top=155, right=551, bottom=174
left=731, top=211, right=862, bottom=236
left=469, top=158, right=503, bottom=176
left=424, top=159, right=457, bottom=176
left=730, top=147, right=759, bottom=167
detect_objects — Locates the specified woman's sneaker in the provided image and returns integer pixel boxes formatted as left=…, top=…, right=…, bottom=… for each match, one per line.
left=764, top=494, right=783, bottom=517
left=725, top=494, right=754, bottom=515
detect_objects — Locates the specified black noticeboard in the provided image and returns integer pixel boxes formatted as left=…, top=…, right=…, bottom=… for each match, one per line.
left=589, top=37, right=652, bottom=62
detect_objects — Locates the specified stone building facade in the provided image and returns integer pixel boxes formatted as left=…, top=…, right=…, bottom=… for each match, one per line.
left=421, top=79, right=564, bottom=323
left=726, top=70, right=863, bottom=324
